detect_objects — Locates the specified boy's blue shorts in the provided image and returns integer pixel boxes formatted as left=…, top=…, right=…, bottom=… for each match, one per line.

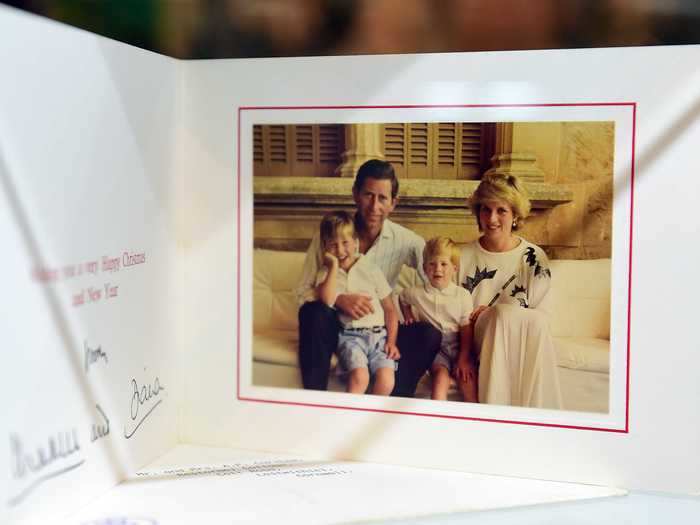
left=336, top=326, right=396, bottom=375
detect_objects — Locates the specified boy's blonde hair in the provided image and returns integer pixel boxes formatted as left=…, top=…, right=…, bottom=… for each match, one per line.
left=469, top=173, right=531, bottom=230
left=319, top=211, right=357, bottom=246
left=423, top=237, right=460, bottom=267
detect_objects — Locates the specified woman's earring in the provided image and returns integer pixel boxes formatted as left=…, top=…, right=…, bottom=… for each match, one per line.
left=512, top=220, right=517, bottom=228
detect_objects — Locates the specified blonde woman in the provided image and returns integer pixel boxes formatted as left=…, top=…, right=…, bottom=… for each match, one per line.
left=459, top=173, right=562, bottom=409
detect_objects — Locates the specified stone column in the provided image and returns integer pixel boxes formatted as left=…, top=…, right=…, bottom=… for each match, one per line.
left=484, top=122, right=546, bottom=182
left=335, top=123, right=384, bottom=178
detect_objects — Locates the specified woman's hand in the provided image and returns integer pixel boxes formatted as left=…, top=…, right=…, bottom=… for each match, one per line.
left=455, top=352, right=477, bottom=384
left=469, top=305, right=490, bottom=324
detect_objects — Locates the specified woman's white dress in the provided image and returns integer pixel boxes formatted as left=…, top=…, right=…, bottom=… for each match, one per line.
left=459, top=237, right=562, bottom=409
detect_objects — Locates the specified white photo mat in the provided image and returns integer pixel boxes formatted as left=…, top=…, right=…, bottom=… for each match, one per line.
left=238, top=103, right=633, bottom=432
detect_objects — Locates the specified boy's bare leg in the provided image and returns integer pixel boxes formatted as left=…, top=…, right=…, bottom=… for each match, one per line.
left=431, top=365, right=451, bottom=400
left=372, top=367, right=395, bottom=396
left=348, top=368, right=370, bottom=394
left=457, top=368, right=478, bottom=403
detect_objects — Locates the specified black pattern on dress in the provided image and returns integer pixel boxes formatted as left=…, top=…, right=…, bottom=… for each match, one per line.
left=524, top=247, right=538, bottom=267
left=534, top=263, right=551, bottom=278
left=463, top=266, right=497, bottom=293
left=524, top=247, right=551, bottom=278
left=511, top=285, right=526, bottom=297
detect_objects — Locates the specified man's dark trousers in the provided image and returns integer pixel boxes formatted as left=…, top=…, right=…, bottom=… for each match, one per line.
left=298, top=301, right=441, bottom=397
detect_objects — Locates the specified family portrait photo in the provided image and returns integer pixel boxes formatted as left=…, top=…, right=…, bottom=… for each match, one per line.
left=247, top=112, right=623, bottom=421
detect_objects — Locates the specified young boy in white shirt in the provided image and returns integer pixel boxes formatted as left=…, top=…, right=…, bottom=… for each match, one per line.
left=315, top=211, right=400, bottom=395
left=400, top=237, right=478, bottom=402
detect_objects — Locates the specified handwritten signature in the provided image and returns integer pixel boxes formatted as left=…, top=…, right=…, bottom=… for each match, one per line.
left=85, top=340, right=108, bottom=373
left=124, top=376, right=165, bottom=439
left=91, top=404, right=110, bottom=442
left=8, top=430, right=84, bottom=506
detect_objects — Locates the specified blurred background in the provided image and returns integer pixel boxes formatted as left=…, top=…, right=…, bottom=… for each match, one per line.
left=3, top=0, right=700, bottom=59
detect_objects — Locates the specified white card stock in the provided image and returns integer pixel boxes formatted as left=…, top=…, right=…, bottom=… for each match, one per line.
left=2, top=5, right=699, bottom=525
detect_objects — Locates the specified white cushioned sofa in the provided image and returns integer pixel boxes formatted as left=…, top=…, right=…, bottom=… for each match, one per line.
left=252, top=249, right=611, bottom=413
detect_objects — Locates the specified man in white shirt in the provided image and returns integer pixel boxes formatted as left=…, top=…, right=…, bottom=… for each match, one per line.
left=296, top=159, right=441, bottom=397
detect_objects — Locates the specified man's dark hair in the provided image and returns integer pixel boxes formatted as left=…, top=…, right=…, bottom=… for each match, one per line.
left=352, top=159, right=399, bottom=200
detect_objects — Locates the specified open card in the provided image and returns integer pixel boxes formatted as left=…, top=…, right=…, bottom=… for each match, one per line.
left=3, top=5, right=699, bottom=525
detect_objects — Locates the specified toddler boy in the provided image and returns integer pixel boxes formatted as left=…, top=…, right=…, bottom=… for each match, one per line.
left=399, top=237, right=477, bottom=401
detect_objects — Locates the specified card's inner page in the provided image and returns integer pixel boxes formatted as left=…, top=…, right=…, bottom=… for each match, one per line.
left=181, top=46, right=700, bottom=494
left=59, top=444, right=625, bottom=525
left=1, top=8, right=181, bottom=524
left=4, top=5, right=700, bottom=524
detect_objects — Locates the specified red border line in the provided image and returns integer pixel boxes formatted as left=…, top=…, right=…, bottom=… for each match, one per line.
left=239, top=102, right=636, bottom=110
left=238, top=396, right=627, bottom=433
left=625, top=103, right=637, bottom=434
left=236, top=103, right=634, bottom=434
left=236, top=107, right=242, bottom=400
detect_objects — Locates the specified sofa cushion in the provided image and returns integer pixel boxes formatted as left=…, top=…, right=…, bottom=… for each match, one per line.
left=253, top=250, right=612, bottom=372
left=549, top=259, right=611, bottom=339
left=554, top=336, right=609, bottom=373
left=254, top=250, right=306, bottom=332
left=254, top=250, right=611, bottom=340
left=253, top=330, right=298, bottom=366
left=254, top=331, right=609, bottom=375
left=254, top=329, right=337, bottom=368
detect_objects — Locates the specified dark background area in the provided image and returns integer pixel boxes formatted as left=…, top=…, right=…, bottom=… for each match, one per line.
left=3, top=0, right=700, bottom=59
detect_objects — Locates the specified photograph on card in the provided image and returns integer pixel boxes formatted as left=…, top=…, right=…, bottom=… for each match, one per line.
left=243, top=107, right=631, bottom=430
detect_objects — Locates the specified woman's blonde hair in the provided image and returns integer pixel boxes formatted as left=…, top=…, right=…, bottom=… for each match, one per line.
left=469, top=173, right=531, bottom=230
left=423, top=237, right=460, bottom=267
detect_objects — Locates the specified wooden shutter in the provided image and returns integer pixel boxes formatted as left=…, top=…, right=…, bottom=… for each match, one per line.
left=268, top=126, right=288, bottom=162
left=251, top=125, right=292, bottom=177
left=434, top=122, right=458, bottom=179
left=317, top=125, right=344, bottom=177
left=407, top=123, right=430, bottom=178
left=253, top=124, right=344, bottom=177
left=382, top=124, right=406, bottom=179
left=381, top=122, right=491, bottom=180
left=459, top=123, right=482, bottom=180
left=291, top=125, right=314, bottom=176
left=253, top=125, right=263, bottom=163
left=266, top=125, right=291, bottom=177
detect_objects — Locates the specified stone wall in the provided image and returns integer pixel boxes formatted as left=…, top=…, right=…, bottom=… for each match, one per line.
left=254, top=177, right=571, bottom=251
left=516, top=122, right=614, bottom=259
left=253, top=121, right=614, bottom=260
